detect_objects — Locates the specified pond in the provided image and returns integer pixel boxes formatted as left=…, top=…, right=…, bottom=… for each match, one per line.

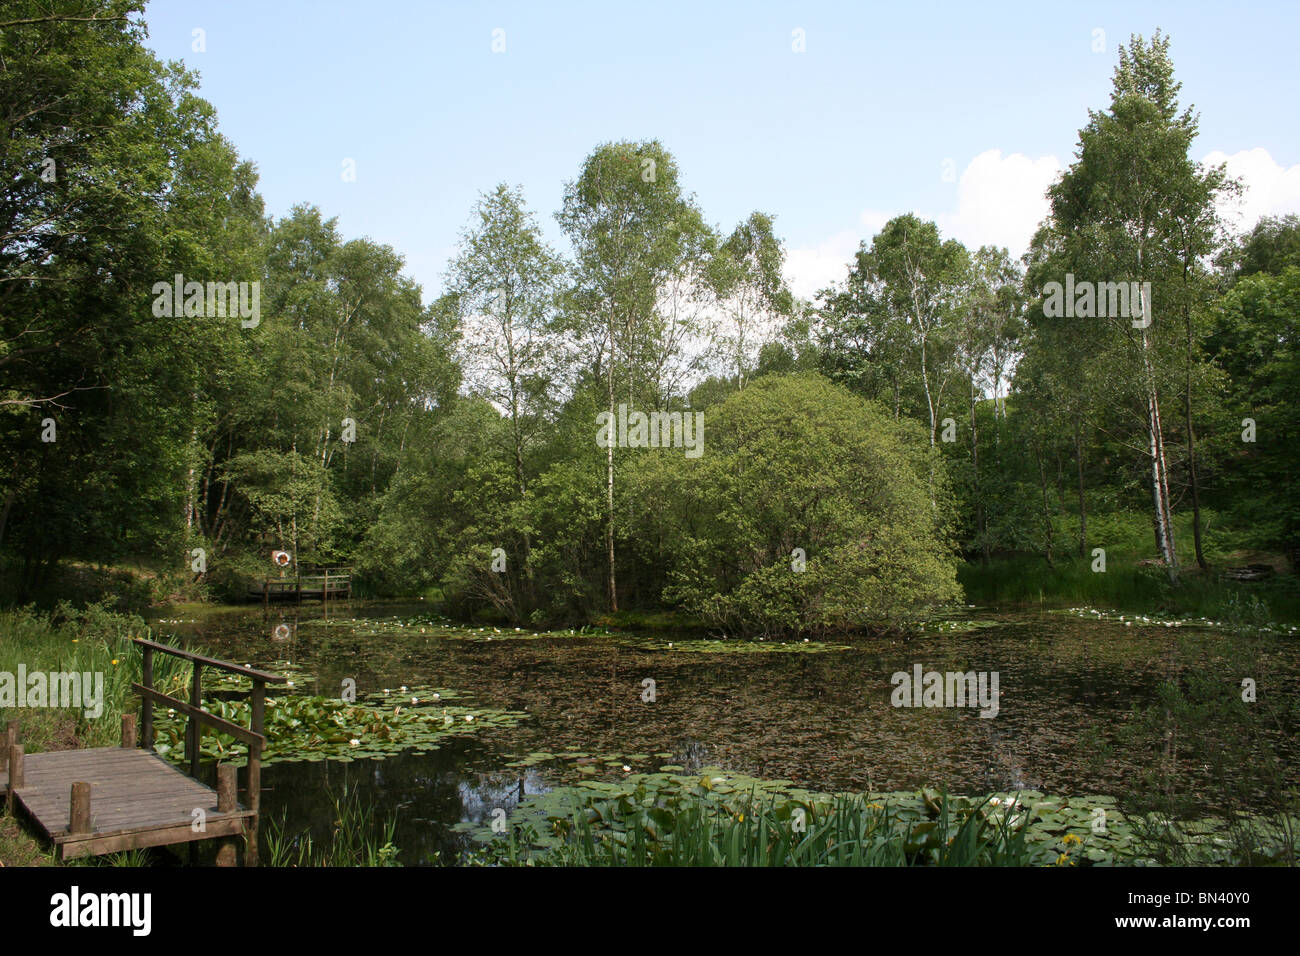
left=146, top=602, right=1300, bottom=865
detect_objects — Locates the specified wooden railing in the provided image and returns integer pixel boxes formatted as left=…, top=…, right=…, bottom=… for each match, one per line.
left=257, top=566, right=353, bottom=605
left=131, top=638, right=286, bottom=865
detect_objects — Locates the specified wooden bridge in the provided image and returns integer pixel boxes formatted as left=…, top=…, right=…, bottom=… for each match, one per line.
left=252, top=566, right=354, bottom=605
left=1, top=639, right=284, bottom=865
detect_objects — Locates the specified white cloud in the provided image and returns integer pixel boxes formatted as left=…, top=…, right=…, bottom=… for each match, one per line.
left=1201, top=147, right=1300, bottom=233
left=936, top=149, right=1060, bottom=256
left=783, top=229, right=862, bottom=301
left=784, top=152, right=1059, bottom=301
left=784, top=146, right=1300, bottom=301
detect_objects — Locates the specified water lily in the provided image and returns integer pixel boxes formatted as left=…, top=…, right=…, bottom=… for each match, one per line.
left=349, top=738, right=360, bottom=747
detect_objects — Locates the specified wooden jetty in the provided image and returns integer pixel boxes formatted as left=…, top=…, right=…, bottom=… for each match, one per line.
left=252, top=566, right=354, bottom=605
left=1, top=639, right=285, bottom=865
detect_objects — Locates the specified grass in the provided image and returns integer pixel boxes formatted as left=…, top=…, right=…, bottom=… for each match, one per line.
left=0, top=602, right=193, bottom=753
left=264, top=785, right=400, bottom=867
left=477, top=791, right=1048, bottom=867
left=959, top=553, right=1300, bottom=625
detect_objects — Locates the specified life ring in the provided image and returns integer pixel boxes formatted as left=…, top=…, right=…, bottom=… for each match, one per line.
left=272, top=550, right=292, bottom=567
left=272, top=623, right=291, bottom=641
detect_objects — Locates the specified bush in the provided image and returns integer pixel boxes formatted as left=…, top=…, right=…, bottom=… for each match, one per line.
left=636, top=373, right=961, bottom=637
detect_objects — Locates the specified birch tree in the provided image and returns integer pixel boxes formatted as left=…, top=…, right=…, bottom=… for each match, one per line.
left=1047, top=31, right=1233, bottom=581
left=557, top=141, right=713, bottom=611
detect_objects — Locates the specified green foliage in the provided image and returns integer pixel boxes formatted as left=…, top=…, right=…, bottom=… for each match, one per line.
left=466, top=772, right=1190, bottom=867
left=0, top=603, right=190, bottom=752
left=638, top=373, right=960, bottom=636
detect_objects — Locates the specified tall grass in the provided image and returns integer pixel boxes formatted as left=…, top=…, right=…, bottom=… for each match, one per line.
left=0, top=602, right=192, bottom=753
left=482, top=792, right=1036, bottom=867
left=264, top=786, right=400, bottom=867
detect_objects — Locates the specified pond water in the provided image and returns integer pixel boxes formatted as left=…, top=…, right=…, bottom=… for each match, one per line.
left=147, top=602, right=1300, bottom=865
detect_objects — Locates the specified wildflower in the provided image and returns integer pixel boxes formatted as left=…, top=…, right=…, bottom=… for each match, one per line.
left=111, top=659, right=119, bottom=666
left=1062, top=833, right=1082, bottom=846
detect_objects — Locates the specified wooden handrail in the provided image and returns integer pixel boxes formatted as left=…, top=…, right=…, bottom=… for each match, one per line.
left=132, top=637, right=279, bottom=866
left=130, top=684, right=266, bottom=748
left=132, top=637, right=286, bottom=682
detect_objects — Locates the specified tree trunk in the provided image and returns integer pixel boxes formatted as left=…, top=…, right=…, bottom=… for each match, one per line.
left=1184, top=298, right=1207, bottom=569
left=1074, top=423, right=1088, bottom=559
left=1035, top=440, right=1055, bottom=569
left=970, top=384, right=987, bottom=565
left=605, top=331, right=618, bottom=613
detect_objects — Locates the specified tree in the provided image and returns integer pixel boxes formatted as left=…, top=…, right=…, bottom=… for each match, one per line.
left=556, top=140, right=715, bottom=611
left=1045, top=31, right=1234, bottom=581
left=442, top=184, right=565, bottom=495
left=708, top=212, right=793, bottom=390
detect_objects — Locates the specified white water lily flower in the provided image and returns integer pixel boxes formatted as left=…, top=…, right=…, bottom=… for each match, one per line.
left=411, top=697, right=418, bottom=705
left=349, top=738, right=360, bottom=747
left=400, top=685, right=408, bottom=693
left=622, top=765, right=632, bottom=772
left=431, top=692, right=440, bottom=700
left=465, top=714, right=474, bottom=722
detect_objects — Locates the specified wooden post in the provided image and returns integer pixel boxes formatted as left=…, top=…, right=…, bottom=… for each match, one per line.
left=141, top=645, right=154, bottom=750
left=246, top=680, right=265, bottom=867
left=215, top=763, right=238, bottom=867
left=323, top=568, right=329, bottom=604
left=1, top=719, right=16, bottom=774
left=188, top=664, right=203, bottom=779
left=6, top=745, right=22, bottom=812
left=69, top=782, right=92, bottom=835
left=120, top=713, right=136, bottom=749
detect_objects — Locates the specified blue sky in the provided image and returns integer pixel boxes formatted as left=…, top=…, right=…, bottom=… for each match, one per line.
left=140, top=1, right=1300, bottom=301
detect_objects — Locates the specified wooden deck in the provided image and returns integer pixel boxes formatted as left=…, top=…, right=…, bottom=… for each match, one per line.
left=2, top=640, right=285, bottom=865
left=1, top=746, right=252, bottom=860
left=251, top=567, right=353, bottom=604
